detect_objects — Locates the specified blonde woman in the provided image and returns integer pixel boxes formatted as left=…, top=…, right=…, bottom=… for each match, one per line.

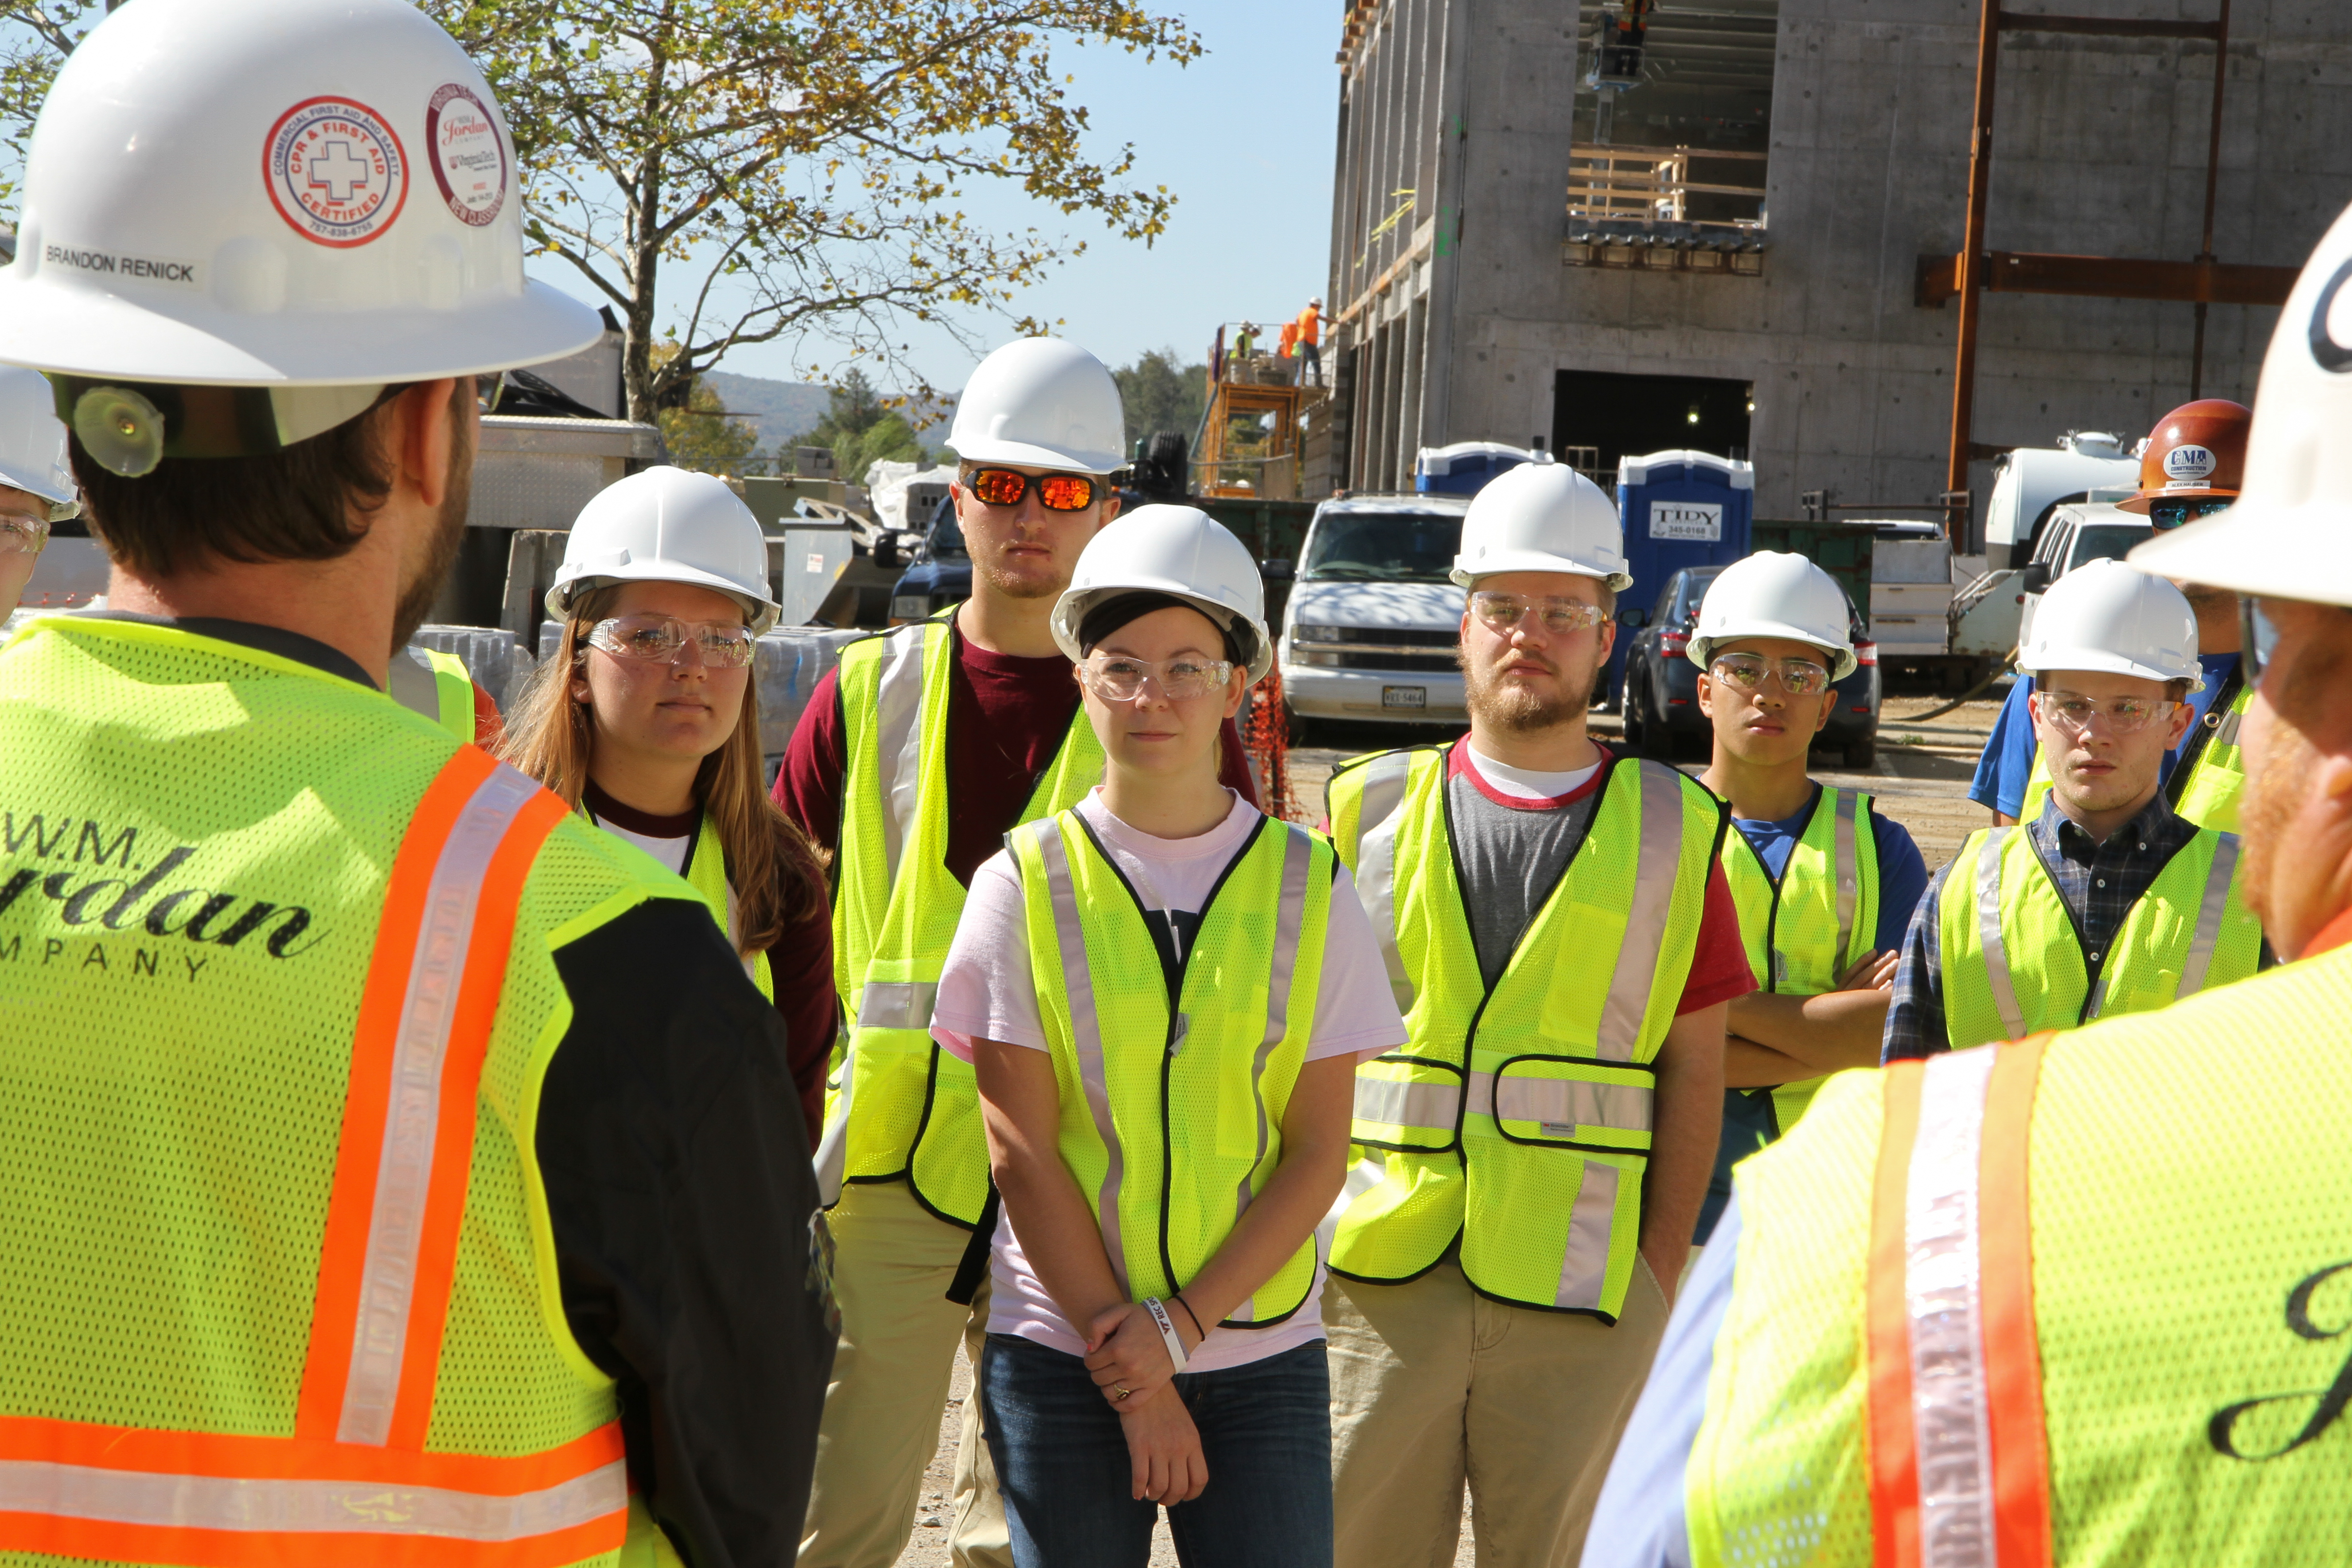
left=932, top=507, right=1408, bottom=1567
left=502, top=465, right=833, bottom=1140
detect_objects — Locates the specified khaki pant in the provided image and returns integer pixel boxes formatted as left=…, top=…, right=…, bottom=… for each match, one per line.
left=800, top=1180, right=1012, bottom=1568
left=1324, top=1259, right=1669, bottom=1568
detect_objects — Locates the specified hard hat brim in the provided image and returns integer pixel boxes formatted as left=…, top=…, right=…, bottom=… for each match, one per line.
left=941, top=432, right=1121, bottom=477
left=0, top=272, right=603, bottom=386
left=2128, top=502, right=2351, bottom=608
left=2015, top=644, right=2204, bottom=691
left=2114, top=485, right=2240, bottom=516
left=0, top=457, right=77, bottom=506
left=1448, top=549, right=1633, bottom=593
left=547, top=563, right=782, bottom=638
left=1688, top=624, right=1858, bottom=681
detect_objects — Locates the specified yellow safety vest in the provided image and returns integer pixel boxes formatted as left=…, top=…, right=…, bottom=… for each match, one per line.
left=1325, top=746, right=1723, bottom=1319
left=821, top=614, right=1105, bottom=1224
left=1721, top=786, right=1879, bottom=1136
left=2020, top=674, right=2251, bottom=832
left=1936, top=821, right=2261, bottom=1049
left=0, top=617, right=702, bottom=1567
left=1687, top=941, right=2352, bottom=1564
left=682, top=810, right=775, bottom=1003
left=390, top=642, right=478, bottom=742
left=1008, top=808, right=1333, bottom=1324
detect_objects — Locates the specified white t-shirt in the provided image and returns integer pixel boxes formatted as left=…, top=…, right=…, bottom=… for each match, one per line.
left=931, top=788, right=1407, bottom=1372
left=587, top=806, right=743, bottom=948
left=1464, top=744, right=1602, bottom=802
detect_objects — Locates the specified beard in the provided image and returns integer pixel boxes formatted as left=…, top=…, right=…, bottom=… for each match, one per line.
left=2237, top=706, right=2319, bottom=932
left=974, top=550, right=1064, bottom=600
left=390, top=413, right=476, bottom=649
left=1461, top=645, right=1595, bottom=733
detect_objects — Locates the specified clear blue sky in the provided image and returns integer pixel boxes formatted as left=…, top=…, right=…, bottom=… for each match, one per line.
left=529, top=1, right=1341, bottom=397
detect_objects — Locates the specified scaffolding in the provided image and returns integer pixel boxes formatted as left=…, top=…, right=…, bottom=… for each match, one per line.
left=1195, top=321, right=1326, bottom=499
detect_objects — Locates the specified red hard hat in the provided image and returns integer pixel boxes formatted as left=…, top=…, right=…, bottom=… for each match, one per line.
left=2119, top=398, right=2250, bottom=515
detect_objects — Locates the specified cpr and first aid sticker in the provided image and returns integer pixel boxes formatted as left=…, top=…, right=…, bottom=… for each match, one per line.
left=2163, top=444, right=2218, bottom=481
left=425, top=83, right=507, bottom=227
left=266, top=97, right=409, bottom=248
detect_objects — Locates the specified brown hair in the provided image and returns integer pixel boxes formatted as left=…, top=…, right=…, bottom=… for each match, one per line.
left=72, top=383, right=441, bottom=579
left=498, top=584, right=827, bottom=952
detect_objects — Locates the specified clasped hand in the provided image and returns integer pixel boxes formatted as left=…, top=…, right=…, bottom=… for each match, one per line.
left=1084, top=1300, right=1202, bottom=1409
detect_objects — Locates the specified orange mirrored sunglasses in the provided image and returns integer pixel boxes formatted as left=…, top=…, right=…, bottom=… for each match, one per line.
left=966, top=467, right=1099, bottom=511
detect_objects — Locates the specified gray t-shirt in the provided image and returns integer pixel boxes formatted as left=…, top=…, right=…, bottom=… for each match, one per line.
left=1444, top=748, right=1605, bottom=990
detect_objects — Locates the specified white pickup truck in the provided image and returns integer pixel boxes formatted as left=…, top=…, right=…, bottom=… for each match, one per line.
left=1278, top=494, right=1472, bottom=731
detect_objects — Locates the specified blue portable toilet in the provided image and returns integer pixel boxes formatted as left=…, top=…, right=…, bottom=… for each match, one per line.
left=1607, top=449, right=1754, bottom=706
left=1415, top=440, right=1537, bottom=496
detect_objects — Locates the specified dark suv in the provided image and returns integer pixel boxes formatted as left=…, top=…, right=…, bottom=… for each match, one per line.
left=1618, top=564, right=1881, bottom=767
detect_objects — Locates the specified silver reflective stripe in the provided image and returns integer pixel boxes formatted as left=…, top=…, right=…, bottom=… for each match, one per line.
left=0, top=1455, right=627, bottom=1542
left=858, top=980, right=939, bottom=1030
left=1240, top=830, right=1315, bottom=1225
left=1906, top=1046, right=2000, bottom=1568
left=1352, top=1073, right=1460, bottom=1132
left=386, top=643, right=440, bottom=723
left=342, top=762, right=539, bottom=1447
left=1553, top=1161, right=1620, bottom=1312
left=2176, top=833, right=2242, bottom=1001
left=1834, top=789, right=1860, bottom=966
left=1485, top=1072, right=1653, bottom=1136
left=1596, top=763, right=1686, bottom=1062
left=871, top=625, right=931, bottom=888
left=2211, top=704, right=2242, bottom=749
left=814, top=1002, right=852, bottom=1204
left=1035, top=819, right=1128, bottom=1294
left=1973, top=830, right=2029, bottom=1043
left=1351, top=753, right=1415, bottom=1013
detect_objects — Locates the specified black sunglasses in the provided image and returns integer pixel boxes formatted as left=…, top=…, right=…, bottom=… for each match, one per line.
left=2147, top=497, right=2233, bottom=531
left=2238, top=595, right=2280, bottom=685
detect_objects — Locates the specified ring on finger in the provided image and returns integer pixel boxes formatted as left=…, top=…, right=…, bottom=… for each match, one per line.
left=1113, top=1385, right=1133, bottom=1402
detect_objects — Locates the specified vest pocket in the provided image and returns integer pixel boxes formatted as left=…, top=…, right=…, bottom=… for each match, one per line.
left=1487, top=1054, right=1656, bottom=1154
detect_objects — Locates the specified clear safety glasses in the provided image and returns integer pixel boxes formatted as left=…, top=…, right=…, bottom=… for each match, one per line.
left=1468, top=592, right=1609, bottom=637
left=586, top=614, right=758, bottom=668
left=2034, top=689, right=2178, bottom=736
left=0, top=515, right=50, bottom=556
left=1079, top=652, right=1237, bottom=703
left=1710, top=654, right=1834, bottom=697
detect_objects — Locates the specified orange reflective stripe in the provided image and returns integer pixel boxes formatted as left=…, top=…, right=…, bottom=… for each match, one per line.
left=301, top=745, right=497, bottom=1441
left=0, top=1415, right=622, bottom=1491
left=1866, top=1041, right=2054, bottom=1568
left=0, top=1506, right=624, bottom=1568
left=1867, top=1058, right=1925, bottom=1568
left=1981, top=1036, right=2052, bottom=1568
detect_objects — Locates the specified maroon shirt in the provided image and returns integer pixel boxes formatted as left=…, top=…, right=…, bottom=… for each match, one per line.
left=583, top=781, right=836, bottom=1146
left=773, top=630, right=1261, bottom=888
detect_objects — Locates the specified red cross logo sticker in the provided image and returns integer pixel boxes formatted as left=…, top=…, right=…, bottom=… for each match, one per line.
left=265, top=97, right=408, bottom=249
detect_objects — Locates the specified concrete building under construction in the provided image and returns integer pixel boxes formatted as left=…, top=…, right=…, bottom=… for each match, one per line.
left=1320, top=0, right=2352, bottom=533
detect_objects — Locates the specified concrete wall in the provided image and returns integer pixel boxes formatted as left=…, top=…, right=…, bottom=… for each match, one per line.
left=1327, top=0, right=2352, bottom=523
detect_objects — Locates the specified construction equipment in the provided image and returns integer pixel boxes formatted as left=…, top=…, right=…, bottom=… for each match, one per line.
left=1196, top=321, right=1327, bottom=499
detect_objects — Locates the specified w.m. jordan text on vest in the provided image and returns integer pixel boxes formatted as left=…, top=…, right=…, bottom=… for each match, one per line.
left=2208, top=1260, right=2352, bottom=1461
left=0, top=807, right=323, bottom=958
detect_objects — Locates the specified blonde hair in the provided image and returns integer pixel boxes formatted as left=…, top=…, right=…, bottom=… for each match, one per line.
left=498, top=584, right=826, bottom=953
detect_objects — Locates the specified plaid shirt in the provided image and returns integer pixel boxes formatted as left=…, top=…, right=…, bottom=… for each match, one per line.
left=1881, top=792, right=2203, bottom=1061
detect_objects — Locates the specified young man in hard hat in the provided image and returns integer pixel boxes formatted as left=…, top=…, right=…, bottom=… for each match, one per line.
left=1582, top=195, right=2352, bottom=1568
left=0, top=364, right=79, bottom=611
left=1971, top=398, right=2255, bottom=830
left=775, top=337, right=1260, bottom=1568
left=0, top=4, right=833, bottom=1566
left=1685, top=553, right=1927, bottom=1234
left=1883, top=558, right=2263, bottom=1059
left=1322, top=460, right=1751, bottom=1568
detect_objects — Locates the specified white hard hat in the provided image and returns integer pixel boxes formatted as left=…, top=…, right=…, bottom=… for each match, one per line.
left=547, top=467, right=781, bottom=636
left=1687, top=551, right=1857, bottom=680
left=2018, top=558, right=2201, bottom=688
left=2132, top=198, right=2352, bottom=608
left=1050, top=505, right=1273, bottom=681
left=0, top=0, right=598, bottom=399
left=945, top=339, right=1126, bottom=475
left=0, top=367, right=75, bottom=507
left=1449, top=461, right=1631, bottom=591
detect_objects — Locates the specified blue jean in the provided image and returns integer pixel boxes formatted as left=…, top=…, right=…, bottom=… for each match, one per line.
left=979, top=1332, right=1334, bottom=1568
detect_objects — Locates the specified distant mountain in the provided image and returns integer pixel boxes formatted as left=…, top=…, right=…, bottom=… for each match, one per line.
left=700, top=372, right=831, bottom=453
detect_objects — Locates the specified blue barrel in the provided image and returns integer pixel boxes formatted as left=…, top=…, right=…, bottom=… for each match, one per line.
left=1415, top=441, right=1537, bottom=496
left=1609, top=450, right=1754, bottom=705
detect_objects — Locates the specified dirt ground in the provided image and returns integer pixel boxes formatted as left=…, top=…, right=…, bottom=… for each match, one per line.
left=890, top=689, right=1999, bottom=1567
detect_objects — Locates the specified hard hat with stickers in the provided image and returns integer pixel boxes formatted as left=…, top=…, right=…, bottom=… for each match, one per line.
left=2118, top=398, right=2249, bottom=525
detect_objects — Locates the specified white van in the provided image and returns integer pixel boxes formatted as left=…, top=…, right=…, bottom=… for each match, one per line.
left=1279, top=494, right=1472, bottom=728
left=2015, top=501, right=2154, bottom=647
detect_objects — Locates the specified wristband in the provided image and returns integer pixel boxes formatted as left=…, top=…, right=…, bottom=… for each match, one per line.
left=1142, top=1297, right=1189, bottom=1373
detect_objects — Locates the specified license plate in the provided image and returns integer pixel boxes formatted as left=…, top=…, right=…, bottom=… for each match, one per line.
left=1381, top=686, right=1426, bottom=709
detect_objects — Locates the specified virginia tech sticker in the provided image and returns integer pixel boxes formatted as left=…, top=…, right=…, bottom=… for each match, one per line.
left=425, top=83, right=508, bottom=227
left=265, top=96, right=409, bottom=248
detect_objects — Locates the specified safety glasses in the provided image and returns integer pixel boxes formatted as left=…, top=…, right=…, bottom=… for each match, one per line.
left=586, top=614, right=758, bottom=668
left=1710, top=653, right=1834, bottom=697
left=1079, top=652, right=1236, bottom=702
left=2147, top=496, right=2233, bottom=531
left=965, top=467, right=1099, bottom=511
left=2239, top=596, right=2280, bottom=685
left=476, top=374, right=508, bottom=415
left=2033, top=690, right=2178, bottom=736
left=1469, top=592, right=1609, bottom=637
left=0, top=514, right=48, bottom=556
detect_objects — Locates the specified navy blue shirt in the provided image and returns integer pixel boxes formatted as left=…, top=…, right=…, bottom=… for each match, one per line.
left=1969, top=652, right=2238, bottom=818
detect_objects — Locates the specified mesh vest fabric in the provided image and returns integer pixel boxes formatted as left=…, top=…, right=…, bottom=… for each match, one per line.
left=1325, top=746, right=1724, bottom=1319
left=822, top=617, right=1105, bottom=1226
left=1690, top=944, right=2352, bottom=1565
left=0, top=619, right=696, bottom=1568
left=683, top=810, right=774, bottom=1002
left=1007, top=809, right=1333, bottom=1324
left=2021, top=682, right=2251, bottom=833
left=1936, top=822, right=2260, bottom=1049
left=1721, top=787, right=1880, bottom=1136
